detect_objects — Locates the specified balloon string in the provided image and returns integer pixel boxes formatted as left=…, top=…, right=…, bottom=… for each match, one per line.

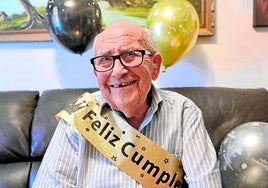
left=161, top=65, right=166, bottom=73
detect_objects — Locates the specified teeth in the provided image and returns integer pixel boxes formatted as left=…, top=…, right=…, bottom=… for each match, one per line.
left=113, top=84, right=120, bottom=88
left=112, top=80, right=135, bottom=88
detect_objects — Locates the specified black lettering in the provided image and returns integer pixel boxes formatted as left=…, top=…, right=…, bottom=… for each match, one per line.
left=108, top=134, right=120, bottom=147
left=131, top=151, right=144, bottom=165
left=156, top=171, right=170, bottom=184
left=82, top=110, right=96, bottom=120
left=169, top=172, right=177, bottom=187
left=104, top=127, right=114, bottom=140
left=142, top=160, right=160, bottom=177
left=121, top=142, right=135, bottom=157
left=91, top=120, right=101, bottom=131
left=99, top=122, right=109, bottom=136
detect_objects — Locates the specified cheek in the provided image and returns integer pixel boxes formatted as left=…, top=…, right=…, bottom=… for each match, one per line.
left=95, top=73, right=112, bottom=95
left=95, top=72, right=110, bottom=85
left=96, top=73, right=112, bottom=101
left=140, top=62, right=155, bottom=80
left=137, top=68, right=153, bottom=91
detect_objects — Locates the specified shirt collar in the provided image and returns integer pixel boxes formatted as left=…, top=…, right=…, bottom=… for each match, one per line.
left=146, top=85, right=163, bottom=113
left=137, top=85, right=163, bottom=130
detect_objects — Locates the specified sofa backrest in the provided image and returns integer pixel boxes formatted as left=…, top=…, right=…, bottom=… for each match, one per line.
left=0, top=91, right=39, bottom=188
left=0, top=87, right=268, bottom=188
left=31, top=87, right=268, bottom=156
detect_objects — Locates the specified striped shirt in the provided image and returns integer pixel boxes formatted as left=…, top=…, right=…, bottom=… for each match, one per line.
left=33, top=86, right=222, bottom=188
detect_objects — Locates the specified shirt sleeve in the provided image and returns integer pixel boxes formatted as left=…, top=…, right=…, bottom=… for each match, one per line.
left=32, top=119, right=79, bottom=188
left=181, top=101, right=222, bottom=188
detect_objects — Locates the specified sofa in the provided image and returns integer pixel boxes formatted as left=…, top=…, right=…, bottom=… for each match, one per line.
left=0, top=87, right=268, bottom=188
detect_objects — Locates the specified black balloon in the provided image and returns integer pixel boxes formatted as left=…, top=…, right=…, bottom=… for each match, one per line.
left=46, top=0, right=102, bottom=54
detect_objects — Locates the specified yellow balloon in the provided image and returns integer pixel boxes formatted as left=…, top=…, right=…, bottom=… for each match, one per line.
left=146, top=0, right=199, bottom=70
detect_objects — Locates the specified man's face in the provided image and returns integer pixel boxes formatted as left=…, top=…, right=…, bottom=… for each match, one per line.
left=93, top=23, right=161, bottom=118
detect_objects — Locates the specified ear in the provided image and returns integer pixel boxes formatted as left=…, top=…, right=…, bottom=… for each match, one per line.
left=151, top=53, right=162, bottom=80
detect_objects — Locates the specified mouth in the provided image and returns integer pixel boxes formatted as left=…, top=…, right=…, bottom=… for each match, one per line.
left=110, top=80, right=136, bottom=88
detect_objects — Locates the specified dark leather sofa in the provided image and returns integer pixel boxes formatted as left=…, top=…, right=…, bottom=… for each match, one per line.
left=0, top=87, right=268, bottom=188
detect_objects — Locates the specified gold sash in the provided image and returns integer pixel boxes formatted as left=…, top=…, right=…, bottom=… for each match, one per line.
left=56, top=92, right=184, bottom=188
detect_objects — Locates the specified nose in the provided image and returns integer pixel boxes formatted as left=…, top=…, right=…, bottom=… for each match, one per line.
left=111, top=59, right=128, bottom=78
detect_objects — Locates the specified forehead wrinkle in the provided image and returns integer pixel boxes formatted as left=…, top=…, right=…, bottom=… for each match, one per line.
left=96, top=34, right=143, bottom=55
left=99, top=30, right=141, bottom=42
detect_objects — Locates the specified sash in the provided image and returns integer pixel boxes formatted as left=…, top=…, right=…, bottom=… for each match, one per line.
left=56, top=92, right=184, bottom=188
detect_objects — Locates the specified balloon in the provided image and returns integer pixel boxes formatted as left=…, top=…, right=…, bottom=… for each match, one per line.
left=146, top=0, right=199, bottom=70
left=46, top=0, right=102, bottom=55
left=218, top=122, right=268, bottom=188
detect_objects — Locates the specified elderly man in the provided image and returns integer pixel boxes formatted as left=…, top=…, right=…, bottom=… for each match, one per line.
left=33, top=21, right=221, bottom=188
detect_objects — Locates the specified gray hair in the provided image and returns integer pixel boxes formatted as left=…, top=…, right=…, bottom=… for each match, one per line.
left=138, top=26, right=158, bottom=54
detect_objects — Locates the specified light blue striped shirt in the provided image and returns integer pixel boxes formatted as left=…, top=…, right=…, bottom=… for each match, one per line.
left=33, top=86, right=222, bottom=187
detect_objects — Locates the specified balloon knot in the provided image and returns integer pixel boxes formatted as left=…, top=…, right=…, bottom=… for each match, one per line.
left=161, top=66, right=167, bottom=72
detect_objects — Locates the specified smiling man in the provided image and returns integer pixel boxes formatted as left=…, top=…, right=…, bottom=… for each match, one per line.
left=91, top=22, right=161, bottom=130
left=33, top=21, right=221, bottom=188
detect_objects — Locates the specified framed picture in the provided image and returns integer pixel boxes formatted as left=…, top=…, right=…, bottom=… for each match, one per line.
left=190, top=0, right=215, bottom=36
left=0, top=0, right=215, bottom=42
left=253, top=0, right=268, bottom=27
left=100, top=0, right=215, bottom=36
left=0, top=0, right=50, bottom=42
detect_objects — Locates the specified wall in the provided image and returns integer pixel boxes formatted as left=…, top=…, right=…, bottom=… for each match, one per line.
left=0, top=0, right=267, bottom=93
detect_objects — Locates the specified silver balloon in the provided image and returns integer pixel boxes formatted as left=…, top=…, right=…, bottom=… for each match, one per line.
left=218, top=122, right=268, bottom=188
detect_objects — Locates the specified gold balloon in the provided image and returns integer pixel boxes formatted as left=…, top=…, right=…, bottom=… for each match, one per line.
left=146, top=0, right=199, bottom=70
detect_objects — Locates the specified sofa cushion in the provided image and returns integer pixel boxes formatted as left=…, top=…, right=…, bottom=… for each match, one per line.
left=0, top=162, right=31, bottom=188
left=0, top=91, right=39, bottom=163
left=31, top=88, right=98, bottom=159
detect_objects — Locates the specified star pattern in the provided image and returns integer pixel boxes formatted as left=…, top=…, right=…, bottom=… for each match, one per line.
left=164, top=158, right=169, bottom=164
left=111, top=156, right=117, bottom=161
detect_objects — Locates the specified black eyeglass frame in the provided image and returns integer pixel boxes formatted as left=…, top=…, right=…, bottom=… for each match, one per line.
left=90, top=49, right=151, bottom=72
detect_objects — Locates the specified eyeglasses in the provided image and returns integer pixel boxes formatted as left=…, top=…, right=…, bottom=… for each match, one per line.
left=90, top=50, right=151, bottom=72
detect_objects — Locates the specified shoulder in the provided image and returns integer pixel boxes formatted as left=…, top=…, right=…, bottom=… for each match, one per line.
left=156, top=88, right=202, bottom=115
left=57, top=119, right=81, bottom=140
left=157, top=88, right=185, bottom=99
left=157, top=88, right=196, bottom=105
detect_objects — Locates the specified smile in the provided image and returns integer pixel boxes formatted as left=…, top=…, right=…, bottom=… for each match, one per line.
left=110, top=80, right=136, bottom=88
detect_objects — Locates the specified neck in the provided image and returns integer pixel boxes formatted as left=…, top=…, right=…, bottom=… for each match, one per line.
left=116, top=88, right=153, bottom=130
left=126, top=109, right=147, bottom=130
left=115, top=102, right=148, bottom=130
